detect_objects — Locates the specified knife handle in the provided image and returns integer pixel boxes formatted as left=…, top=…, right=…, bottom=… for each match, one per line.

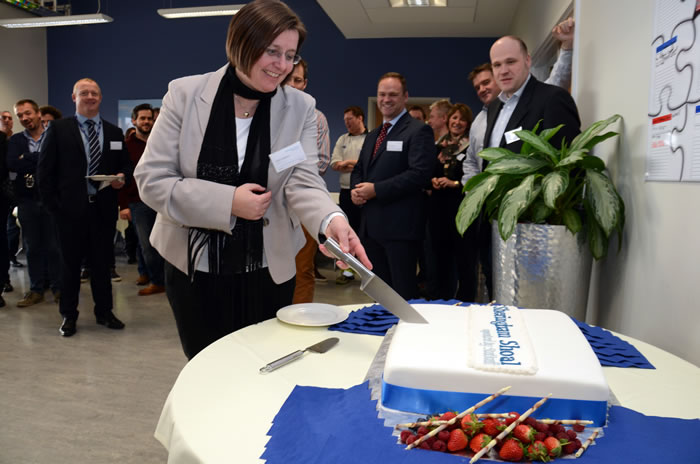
left=259, top=350, right=304, bottom=373
left=323, top=237, right=372, bottom=280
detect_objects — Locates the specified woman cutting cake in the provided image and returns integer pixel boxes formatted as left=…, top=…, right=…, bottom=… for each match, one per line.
left=135, top=0, right=369, bottom=359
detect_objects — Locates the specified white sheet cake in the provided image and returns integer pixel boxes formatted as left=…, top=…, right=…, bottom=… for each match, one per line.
left=381, top=304, right=609, bottom=425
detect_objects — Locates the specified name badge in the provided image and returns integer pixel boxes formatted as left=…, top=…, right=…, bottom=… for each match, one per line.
left=386, top=140, right=403, bottom=151
left=269, top=141, right=307, bottom=173
left=110, top=141, right=123, bottom=150
left=504, top=127, right=522, bottom=145
left=456, top=153, right=466, bottom=161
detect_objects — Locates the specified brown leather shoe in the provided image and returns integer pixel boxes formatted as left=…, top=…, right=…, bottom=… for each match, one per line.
left=135, top=274, right=150, bottom=286
left=17, top=291, right=44, bottom=307
left=138, top=284, right=165, bottom=296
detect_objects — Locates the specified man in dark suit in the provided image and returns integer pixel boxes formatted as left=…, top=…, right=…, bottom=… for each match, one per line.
left=7, top=99, right=62, bottom=307
left=484, top=35, right=580, bottom=153
left=38, top=78, right=132, bottom=337
left=350, top=72, right=434, bottom=299
left=480, top=35, right=581, bottom=297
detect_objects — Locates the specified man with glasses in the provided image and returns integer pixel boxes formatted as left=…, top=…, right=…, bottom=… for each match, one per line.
left=38, top=78, right=132, bottom=337
left=283, top=58, right=331, bottom=302
left=350, top=72, right=434, bottom=299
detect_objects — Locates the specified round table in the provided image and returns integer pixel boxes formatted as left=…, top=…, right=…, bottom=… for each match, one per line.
left=154, top=305, right=700, bottom=463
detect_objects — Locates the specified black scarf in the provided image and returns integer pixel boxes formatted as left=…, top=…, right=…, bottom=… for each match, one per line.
left=188, top=65, right=276, bottom=279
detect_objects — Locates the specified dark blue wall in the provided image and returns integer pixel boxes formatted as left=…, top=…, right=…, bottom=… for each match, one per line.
left=48, top=0, right=496, bottom=190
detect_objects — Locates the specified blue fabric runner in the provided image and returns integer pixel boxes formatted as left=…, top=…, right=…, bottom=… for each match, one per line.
left=328, top=299, right=654, bottom=369
left=263, top=382, right=700, bottom=463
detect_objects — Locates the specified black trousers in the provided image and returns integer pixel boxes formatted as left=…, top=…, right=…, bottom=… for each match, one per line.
left=338, top=188, right=361, bottom=232
left=164, top=262, right=295, bottom=360
left=55, top=203, right=114, bottom=320
left=362, top=235, right=420, bottom=300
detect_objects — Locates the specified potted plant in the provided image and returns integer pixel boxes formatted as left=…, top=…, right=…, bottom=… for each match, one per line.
left=456, top=114, right=624, bottom=317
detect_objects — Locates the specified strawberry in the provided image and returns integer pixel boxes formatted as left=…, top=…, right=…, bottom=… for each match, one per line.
left=513, top=424, right=535, bottom=444
left=481, top=418, right=503, bottom=437
left=526, top=440, right=549, bottom=462
left=447, top=428, right=469, bottom=452
left=505, top=412, right=520, bottom=426
left=469, top=433, right=492, bottom=454
left=544, top=436, right=563, bottom=458
left=460, top=413, right=484, bottom=436
left=499, top=438, right=524, bottom=461
left=439, top=411, right=457, bottom=422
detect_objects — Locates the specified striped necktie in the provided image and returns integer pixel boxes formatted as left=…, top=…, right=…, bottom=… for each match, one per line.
left=371, top=122, right=392, bottom=159
left=86, top=119, right=101, bottom=176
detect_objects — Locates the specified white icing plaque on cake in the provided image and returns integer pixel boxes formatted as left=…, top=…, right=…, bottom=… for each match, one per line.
left=468, top=305, right=538, bottom=375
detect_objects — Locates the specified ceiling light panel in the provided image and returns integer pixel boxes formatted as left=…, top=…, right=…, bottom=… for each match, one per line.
left=0, top=13, right=113, bottom=28
left=157, top=4, right=244, bottom=19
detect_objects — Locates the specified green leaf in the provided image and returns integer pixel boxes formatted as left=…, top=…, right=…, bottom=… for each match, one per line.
left=586, top=212, right=608, bottom=260
left=539, top=124, right=564, bottom=143
left=456, top=175, right=500, bottom=235
left=530, top=200, right=553, bottom=223
left=585, top=170, right=621, bottom=237
left=542, top=170, right=569, bottom=209
left=462, top=171, right=490, bottom=193
left=485, top=158, right=549, bottom=175
left=556, top=149, right=589, bottom=167
left=570, top=114, right=622, bottom=151
left=562, top=208, right=582, bottom=234
left=498, top=174, right=537, bottom=240
left=478, top=147, right=518, bottom=162
left=583, top=131, right=618, bottom=151
left=515, top=129, right=558, bottom=164
left=579, top=155, right=606, bottom=171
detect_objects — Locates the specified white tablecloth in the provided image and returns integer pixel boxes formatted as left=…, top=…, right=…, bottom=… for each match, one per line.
left=154, top=305, right=700, bottom=463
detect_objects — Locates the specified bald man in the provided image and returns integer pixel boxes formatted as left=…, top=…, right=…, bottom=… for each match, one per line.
left=38, top=78, right=132, bottom=337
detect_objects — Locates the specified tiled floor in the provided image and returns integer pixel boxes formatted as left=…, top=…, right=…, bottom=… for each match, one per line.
left=0, top=253, right=371, bottom=463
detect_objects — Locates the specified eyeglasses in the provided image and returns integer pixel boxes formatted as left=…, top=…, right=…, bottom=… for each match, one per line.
left=265, top=47, right=301, bottom=65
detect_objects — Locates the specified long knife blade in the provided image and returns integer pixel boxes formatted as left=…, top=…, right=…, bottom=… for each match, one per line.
left=323, top=238, right=428, bottom=324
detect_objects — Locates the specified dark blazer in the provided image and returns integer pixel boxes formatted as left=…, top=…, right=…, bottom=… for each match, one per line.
left=350, top=112, right=434, bottom=241
left=0, top=132, right=8, bottom=184
left=37, top=116, right=133, bottom=223
left=484, top=75, right=581, bottom=152
left=6, top=132, right=41, bottom=200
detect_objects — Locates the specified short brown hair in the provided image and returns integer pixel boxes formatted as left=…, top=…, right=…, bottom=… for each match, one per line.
left=226, top=0, right=307, bottom=76
left=378, top=72, right=407, bottom=94
left=468, top=62, right=493, bottom=82
left=344, top=105, right=364, bottom=120
left=14, top=99, right=39, bottom=112
left=447, top=103, right=474, bottom=133
left=39, top=105, right=62, bottom=120
left=408, top=105, right=426, bottom=120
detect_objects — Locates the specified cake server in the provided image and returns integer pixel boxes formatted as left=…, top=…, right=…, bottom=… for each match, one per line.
left=259, top=337, right=339, bottom=373
left=323, top=238, right=428, bottom=324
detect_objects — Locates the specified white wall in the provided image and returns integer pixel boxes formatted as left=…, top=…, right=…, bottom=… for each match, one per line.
left=510, top=0, right=571, bottom=53
left=0, top=3, right=48, bottom=126
left=576, top=0, right=700, bottom=366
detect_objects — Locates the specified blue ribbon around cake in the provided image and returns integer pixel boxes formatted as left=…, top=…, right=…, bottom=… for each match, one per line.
left=262, top=382, right=699, bottom=463
left=329, top=299, right=654, bottom=369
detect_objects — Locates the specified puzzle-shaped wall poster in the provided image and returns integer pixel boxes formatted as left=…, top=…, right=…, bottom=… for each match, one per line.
left=647, top=0, right=700, bottom=181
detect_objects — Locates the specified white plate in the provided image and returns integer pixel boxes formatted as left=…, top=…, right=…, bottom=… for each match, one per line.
left=276, top=303, right=347, bottom=327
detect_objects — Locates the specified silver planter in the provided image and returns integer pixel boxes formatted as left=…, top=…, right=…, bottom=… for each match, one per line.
left=492, top=222, right=592, bottom=320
